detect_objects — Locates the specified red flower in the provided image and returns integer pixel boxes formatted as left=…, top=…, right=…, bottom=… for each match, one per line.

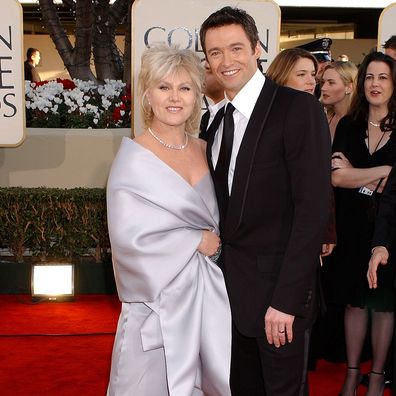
left=33, top=80, right=49, bottom=88
left=113, top=107, right=121, bottom=122
left=56, top=78, right=76, bottom=90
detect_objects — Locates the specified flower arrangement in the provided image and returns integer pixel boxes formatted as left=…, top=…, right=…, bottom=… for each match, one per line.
left=25, top=78, right=131, bottom=129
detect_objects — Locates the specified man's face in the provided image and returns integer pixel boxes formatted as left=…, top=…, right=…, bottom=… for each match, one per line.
left=201, top=59, right=224, bottom=104
left=31, top=51, right=40, bottom=67
left=316, top=60, right=330, bottom=80
left=204, top=23, right=260, bottom=100
left=385, top=47, right=396, bottom=61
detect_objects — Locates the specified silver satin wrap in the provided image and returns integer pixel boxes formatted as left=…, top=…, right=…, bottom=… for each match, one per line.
left=106, top=138, right=232, bottom=396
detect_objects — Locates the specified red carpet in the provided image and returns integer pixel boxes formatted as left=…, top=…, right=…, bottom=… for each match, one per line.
left=0, top=295, right=119, bottom=396
left=0, top=294, right=391, bottom=395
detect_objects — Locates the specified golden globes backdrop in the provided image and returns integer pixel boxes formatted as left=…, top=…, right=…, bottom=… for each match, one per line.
left=0, top=0, right=25, bottom=147
left=378, top=2, right=396, bottom=51
left=132, top=0, right=281, bottom=135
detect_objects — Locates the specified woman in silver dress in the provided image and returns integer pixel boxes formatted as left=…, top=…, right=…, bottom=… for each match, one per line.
left=106, top=44, right=231, bottom=396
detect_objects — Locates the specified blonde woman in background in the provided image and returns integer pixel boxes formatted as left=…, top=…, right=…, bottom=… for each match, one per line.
left=321, top=61, right=358, bottom=142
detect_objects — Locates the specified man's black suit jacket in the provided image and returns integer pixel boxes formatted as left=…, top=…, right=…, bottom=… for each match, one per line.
left=24, top=61, right=41, bottom=82
left=206, top=78, right=332, bottom=337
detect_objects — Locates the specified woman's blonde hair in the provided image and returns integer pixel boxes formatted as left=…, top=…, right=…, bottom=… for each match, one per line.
left=266, top=48, right=318, bottom=86
left=138, top=44, right=205, bottom=134
left=321, top=61, right=358, bottom=117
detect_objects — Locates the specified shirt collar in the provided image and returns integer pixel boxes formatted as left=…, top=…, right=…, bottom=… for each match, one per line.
left=226, top=70, right=265, bottom=119
left=208, top=99, right=226, bottom=117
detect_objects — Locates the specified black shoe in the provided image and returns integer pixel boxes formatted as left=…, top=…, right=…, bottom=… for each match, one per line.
left=361, top=371, right=391, bottom=388
left=360, top=373, right=369, bottom=387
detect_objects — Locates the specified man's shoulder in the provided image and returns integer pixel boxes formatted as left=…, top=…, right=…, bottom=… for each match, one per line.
left=259, top=78, right=315, bottom=106
left=278, top=84, right=314, bottom=102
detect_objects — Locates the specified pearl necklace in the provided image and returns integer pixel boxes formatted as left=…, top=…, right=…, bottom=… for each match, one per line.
left=148, top=127, right=188, bottom=150
left=369, top=120, right=380, bottom=128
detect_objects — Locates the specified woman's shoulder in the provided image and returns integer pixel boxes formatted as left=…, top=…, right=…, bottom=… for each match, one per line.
left=333, top=116, right=363, bottom=152
left=337, top=114, right=354, bottom=128
left=190, top=135, right=207, bottom=153
left=335, top=115, right=364, bottom=137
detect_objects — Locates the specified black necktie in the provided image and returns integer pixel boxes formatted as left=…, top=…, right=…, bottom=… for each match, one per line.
left=215, top=103, right=235, bottom=218
left=199, top=110, right=211, bottom=138
left=200, top=106, right=225, bottom=141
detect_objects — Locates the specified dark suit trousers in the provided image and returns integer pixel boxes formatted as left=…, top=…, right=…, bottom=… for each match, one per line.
left=230, top=323, right=310, bottom=396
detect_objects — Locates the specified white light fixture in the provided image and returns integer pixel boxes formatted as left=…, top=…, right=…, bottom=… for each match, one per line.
left=31, top=263, right=75, bottom=301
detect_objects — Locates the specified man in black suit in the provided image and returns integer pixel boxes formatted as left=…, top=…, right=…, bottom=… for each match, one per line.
left=200, top=7, right=331, bottom=396
left=199, top=59, right=225, bottom=139
left=24, top=47, right=41, bottom=82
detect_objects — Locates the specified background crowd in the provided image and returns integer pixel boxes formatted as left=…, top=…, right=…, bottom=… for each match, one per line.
left=267, top=35, right=396, bottom=396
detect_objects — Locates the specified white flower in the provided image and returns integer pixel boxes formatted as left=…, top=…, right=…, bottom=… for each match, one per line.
left=25, top=78, right=129, bottom=128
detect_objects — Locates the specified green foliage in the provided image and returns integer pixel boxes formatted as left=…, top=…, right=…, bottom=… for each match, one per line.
left=0, top=188, right=110, bottom=263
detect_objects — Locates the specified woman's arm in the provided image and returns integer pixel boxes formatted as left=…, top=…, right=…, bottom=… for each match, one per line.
left=331, top=151, right=391, bottom=188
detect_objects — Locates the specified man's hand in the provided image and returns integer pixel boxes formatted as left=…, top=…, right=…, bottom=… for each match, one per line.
left=321, top=243, right=336, bottom=257
left=367, top=246, right=389, bottom=289
left=264, top=306, right=295, bottom=348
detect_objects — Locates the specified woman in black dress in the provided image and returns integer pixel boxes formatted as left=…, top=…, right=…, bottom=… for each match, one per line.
left=327, top=51, right=396, bottom=396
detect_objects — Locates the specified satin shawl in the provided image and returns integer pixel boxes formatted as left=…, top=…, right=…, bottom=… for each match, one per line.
left=107, top=137, right=231, bottom=396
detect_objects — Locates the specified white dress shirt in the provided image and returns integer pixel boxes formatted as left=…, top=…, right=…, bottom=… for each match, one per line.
left=211, top=69, right=265, bottom=194
left=207, top=98, right=226, bottom=129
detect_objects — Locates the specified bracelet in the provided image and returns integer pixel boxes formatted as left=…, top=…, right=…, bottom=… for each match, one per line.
left=208, top=242, right=222, bottom=263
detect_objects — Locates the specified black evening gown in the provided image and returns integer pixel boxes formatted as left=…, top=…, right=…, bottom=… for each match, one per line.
left=322, top=116, right=396, bottom=312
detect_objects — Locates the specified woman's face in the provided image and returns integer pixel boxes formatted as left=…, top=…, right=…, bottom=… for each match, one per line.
left=147, top=68, right=196, bottom=128
left=364, top=61, right=394, bottom=109
left=285, top=57, right=316, bottom=95
left=321, top=68, right=349, bottom=106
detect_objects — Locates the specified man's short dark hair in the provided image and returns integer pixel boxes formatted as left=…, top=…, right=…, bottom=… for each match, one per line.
left=200, top=6, right=259, bottom=55
left=26, top=48, right=39, bottom=61
left=384, top=35, right=396, bottom=50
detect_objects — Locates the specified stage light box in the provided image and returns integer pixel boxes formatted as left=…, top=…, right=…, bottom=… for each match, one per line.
left=31, top=263, right=75, bottom=301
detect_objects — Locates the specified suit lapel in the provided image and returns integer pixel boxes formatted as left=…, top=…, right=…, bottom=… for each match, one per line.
left=224, top=79, right=279, bottom=238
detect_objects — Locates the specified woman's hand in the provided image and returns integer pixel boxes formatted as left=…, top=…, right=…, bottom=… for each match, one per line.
left=331, top=152, right=353, bottom=170
left=367, top=246, right=389, bottom=289
left=197, top=230, right=221, bottom=257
